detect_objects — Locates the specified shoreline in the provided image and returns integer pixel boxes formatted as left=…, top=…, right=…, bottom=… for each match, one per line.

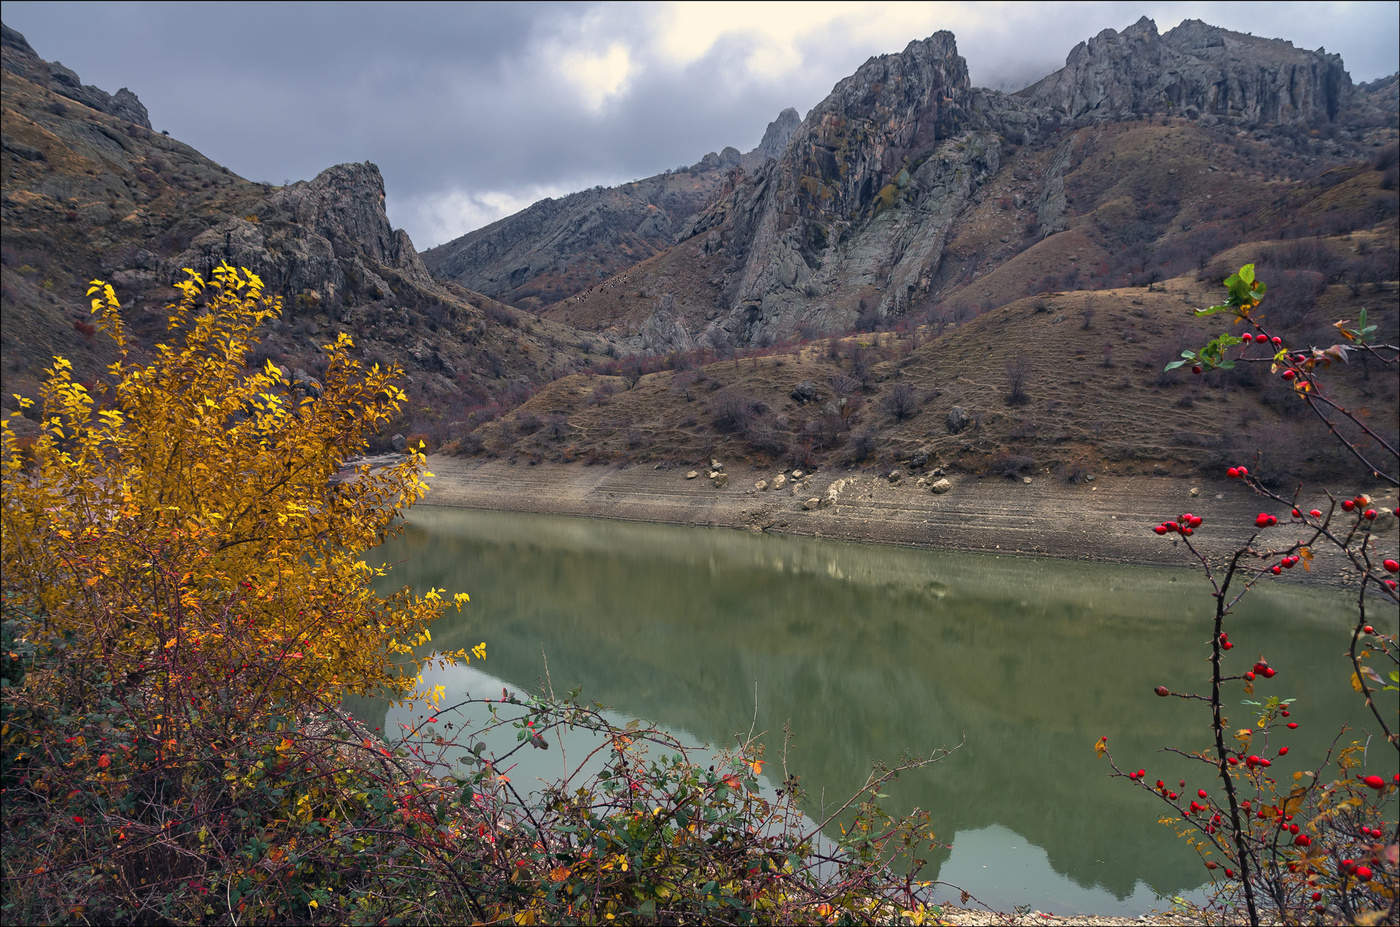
left=421, top=456, right=1387, bottom=581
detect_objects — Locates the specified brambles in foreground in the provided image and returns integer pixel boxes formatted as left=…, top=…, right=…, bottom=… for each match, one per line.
left=1, top=266, right=961, bottom=924
left=1101, top=264, right=1399, bottom=927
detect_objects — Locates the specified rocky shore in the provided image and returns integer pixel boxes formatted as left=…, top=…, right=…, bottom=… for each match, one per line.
left=421, top=456, right=1392, bottom=581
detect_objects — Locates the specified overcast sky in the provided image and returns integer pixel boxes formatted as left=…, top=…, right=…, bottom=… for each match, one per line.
left=4, top=1, right=1397, bottom=249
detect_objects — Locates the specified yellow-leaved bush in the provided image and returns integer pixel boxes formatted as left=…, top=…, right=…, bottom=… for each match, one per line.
left=1, top=263, right=476, bottom=710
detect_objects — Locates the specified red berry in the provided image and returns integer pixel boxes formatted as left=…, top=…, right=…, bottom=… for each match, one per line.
left=1156, top=779, right=1165, bottom=790
left=1281, top=709, right=1289, bottom=716
left=1255, top=513, right=1273, bottom=528
left=1198, top=788, right=1208, bottom=799
left=1222, top=640, right=1234, bottom=650
left=1355, top=865, right=1374, bottom=880
left=1262, top=666, right=1275, bottom=678
left=1271, top=565, right=1282, bottom=575
left=1294, top=833, right=1310, bottom=846
left=1364, top=509, right=1377, bottom=520
left=1291, top=508, right=1301, bottom=518
left=1343, top=499, right=1356, bottom=511
left=1383, top=560, right=1399, bottom=573
left=1278, top=746, right=1289, bottom=756
left=1245, top=671, right=1255, bottom=681
left=1153, top=524, right=1168, bottom=535
left=1227, top=467, right=1239, bottom=478
left=1168, top=791, right=1178, bottom=800
left=1282, top=369, right=1296, bottom=380
left=1224, top=868, right=1234, bottom=878
left=1238, top=466, right=1248, bottom=476
left=1311, top=892, right=1322, bottom=901
left=1287, top=722, right=1298, bottom=729
left=1192, top=364, right=1203, bottom=375
left=1241, top=333, right=1253, bottom=343
left=1189, top=515, right=1203, bottom=527
left=1271, top=336, right=1282, bottom=347
left=1182, top=526, right=1193, bottom=536
left=1309, top=509, right=1322, bottom=518
left=1364, top=625, right=1375, bottom=634
left=1361, top=775, right=1386, bottom=789
left=1136, top=769, right=1146, bottom=779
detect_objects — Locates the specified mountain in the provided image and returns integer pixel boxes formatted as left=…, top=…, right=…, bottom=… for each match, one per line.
left=0, top=24, right=592, bottom=447
left=526, top=18, right=1395, bottom=351
left=421, top=108, right=801, bottom=311
left=2, top=18, right=1395, bottom=482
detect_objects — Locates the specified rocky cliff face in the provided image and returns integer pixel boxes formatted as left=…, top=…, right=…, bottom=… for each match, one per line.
left=422, top=107, right=801, bottom=311
left=654, top=32, right=992, bottom=344
left=1023, top=17, right=1351, bottom=126
left=166, top=162, right=435, bottom=313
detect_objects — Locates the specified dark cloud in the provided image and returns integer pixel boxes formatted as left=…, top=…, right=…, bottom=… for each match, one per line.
left=3, top=2, right=1396, bottom=248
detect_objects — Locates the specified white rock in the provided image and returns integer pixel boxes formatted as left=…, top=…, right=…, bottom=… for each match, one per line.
left=773, top=474, right=787, bottom=489
left=1190, top=486, right=1200, bottom=497
left=1022, top=476, right=1033, bottom=484
left=803, top=497, right=821, bottom=510
left=792, top=470, right=804, bottom=479
left=685, top=470, right=698, bottom=480
left=930, top=478, right=952, bottom=494
left=755, top=479, right=769, bottom=491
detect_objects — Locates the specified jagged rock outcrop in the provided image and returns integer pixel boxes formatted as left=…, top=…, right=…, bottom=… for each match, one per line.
left=168, top=162, right=435, bottom=313
left=681, top=32, right=993, bottom=343
left=1, top=24, right=151, bottom=129
left=1022, top=17, right=1351, bottom=126
left=740, top=107, right=801, bottom=170
left=422, top=105, right=801, bottom=311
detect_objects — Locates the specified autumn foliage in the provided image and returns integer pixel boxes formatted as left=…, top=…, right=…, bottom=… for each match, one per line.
left=1, top=263, right=473, bottom=711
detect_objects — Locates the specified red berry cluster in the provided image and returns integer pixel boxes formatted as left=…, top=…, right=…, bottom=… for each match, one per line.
left=1153, top=512, right=1204, bottom=536
left=1226, top=466, right=1250, bottom=479
left=1254, top=512, right=1278, bottom=528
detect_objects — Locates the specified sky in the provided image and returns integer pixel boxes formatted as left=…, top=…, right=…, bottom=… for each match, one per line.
left=4, top=1, right=1398, bottom=250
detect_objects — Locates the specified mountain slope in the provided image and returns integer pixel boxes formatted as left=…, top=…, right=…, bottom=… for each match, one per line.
left=421, top=108, right=801, bottom=311
left=530, top=19, right=1395, bottom=351
left=0, top=25, right=595, bottom=446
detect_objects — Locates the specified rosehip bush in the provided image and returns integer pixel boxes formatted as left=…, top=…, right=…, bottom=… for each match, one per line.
left=1103, top=265, right=1399, bottom=926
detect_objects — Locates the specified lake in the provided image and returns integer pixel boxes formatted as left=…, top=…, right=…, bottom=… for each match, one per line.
left=359, top=505, right=1370, bottom=916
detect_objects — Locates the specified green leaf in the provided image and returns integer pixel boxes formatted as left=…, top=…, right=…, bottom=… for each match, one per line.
left=1238, top=264, right=1255, bottom=285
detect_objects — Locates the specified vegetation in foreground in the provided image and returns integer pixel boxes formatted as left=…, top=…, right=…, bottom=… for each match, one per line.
left=1, top=267, right=953, bottom=924
left=1101, top=265, right=1398, bottom=925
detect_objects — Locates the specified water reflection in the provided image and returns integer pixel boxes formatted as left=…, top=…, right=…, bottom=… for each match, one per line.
left=365, top=506, right=1366, bottom=916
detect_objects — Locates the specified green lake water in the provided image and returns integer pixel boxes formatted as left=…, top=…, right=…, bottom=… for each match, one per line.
left=359, top=505, right=1382, bottom=917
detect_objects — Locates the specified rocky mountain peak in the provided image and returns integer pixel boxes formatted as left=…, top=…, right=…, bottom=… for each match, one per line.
left=1024, top=16, right=1352, bottom=125
left=742, top=107, right=802, bottom=169
left=171, top=161, right=433, bottom=311
left=1, top=23, right=152, bottom=129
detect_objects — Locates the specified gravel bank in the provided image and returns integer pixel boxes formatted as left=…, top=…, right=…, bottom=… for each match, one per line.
left=421, top=457, right=1390, bottom=579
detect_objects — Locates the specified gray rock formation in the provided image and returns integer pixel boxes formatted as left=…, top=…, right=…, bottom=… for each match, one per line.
left=1, top=24, right=151, bottom=129
left=167, top=162, right=434, bottom=314
left=741, top=107, right=801, bottom=170
left=1021, top=17, right=1351, bottom=126
left=682, top=32, right=993, bottom=343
